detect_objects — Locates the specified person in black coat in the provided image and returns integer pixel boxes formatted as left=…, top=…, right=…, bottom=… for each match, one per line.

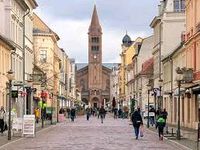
left=70, top=108, right=76, bottom=122
left=131, top=108, right=143, bottom=139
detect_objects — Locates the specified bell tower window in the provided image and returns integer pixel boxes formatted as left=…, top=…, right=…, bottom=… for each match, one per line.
left=91, top=46, right=99, bottom=51
left=91, top=37, right=99, bottom=43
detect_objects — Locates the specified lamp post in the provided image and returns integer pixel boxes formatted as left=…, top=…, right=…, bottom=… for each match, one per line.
left=6, top=70, right=15, bottom=140
left=158, top=79, right=163, bottom=110
left=147, top=82, right=152, bottom=128
left=175, top=67, right=184, bottom=140
left=177, top=80, right=181, bottom=140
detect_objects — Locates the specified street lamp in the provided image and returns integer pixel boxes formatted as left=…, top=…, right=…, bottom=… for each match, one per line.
left=176, top=67, right=184, bottom=140
left=147, top=82, right=152, bottom=128
left=6, top=70, right=15, bottom=140
left=158, top=79, right=163, bottom=110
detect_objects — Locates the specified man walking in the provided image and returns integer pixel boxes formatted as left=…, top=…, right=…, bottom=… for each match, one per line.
left=131, top=107, right=143, bottom=140
left=70, top=107, right=76, bottom=122
left=99, top=106, right=106, bottom=123
left=86, top=107, right=91, bottom=121
left=0, top=106, right=5, bottom=135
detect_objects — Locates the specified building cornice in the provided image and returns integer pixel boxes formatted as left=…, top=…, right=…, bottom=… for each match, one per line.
left=0, top=34, right=16, bottom=50
left=16, top=0, right=29, bottom=11
left=150, top=16, right=161, bottom=28
left=28, top=0, right=38, bottom=9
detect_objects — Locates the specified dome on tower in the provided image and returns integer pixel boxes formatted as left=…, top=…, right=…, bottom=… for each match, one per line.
left=122, top=34, right=132, bottom=45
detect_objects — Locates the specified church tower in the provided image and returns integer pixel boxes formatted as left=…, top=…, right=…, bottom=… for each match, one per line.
left=88, top=5, right=102, bottom=90
left=88, top=5, right=103, bottom=106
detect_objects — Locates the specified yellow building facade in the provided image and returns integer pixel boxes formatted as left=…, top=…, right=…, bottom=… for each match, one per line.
left=33, top=13, right=61, bottom=122
left=0, top=35, right=15, bottom=109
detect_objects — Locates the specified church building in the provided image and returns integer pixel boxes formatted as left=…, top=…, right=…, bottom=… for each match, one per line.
left=76, top=5, right=111, bottom=108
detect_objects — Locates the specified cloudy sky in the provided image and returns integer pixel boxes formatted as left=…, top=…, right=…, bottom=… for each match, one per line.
left=35, top=0, right=160, bottom=63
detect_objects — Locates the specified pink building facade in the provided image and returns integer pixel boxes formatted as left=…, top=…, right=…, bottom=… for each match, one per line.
left=184, top=0, right=200, bottom=126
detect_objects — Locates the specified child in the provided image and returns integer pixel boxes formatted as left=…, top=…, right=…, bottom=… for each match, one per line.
left=156, top=115, right=166, bottom=140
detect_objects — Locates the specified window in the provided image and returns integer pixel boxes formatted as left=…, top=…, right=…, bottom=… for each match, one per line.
left=91, top=37, right=99, bottom=43
left=174, top=0, right=185, bottom=12
left=40, top=50, right=47, bottom=63
left=91, top=46, right=99, bottom=51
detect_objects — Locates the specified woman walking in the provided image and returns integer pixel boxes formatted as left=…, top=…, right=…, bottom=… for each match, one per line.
left=156, top=115, right=165, bottom=140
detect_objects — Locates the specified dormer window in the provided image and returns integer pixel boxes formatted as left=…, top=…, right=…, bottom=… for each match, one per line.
left=174, top=0, right=185, bottom=12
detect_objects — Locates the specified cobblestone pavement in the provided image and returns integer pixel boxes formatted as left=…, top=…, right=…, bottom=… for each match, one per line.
left=0, top=115, right=189, bottom=150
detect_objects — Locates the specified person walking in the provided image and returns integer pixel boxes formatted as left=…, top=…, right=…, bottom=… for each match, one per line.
left=149, top=106, right=155, bottom=126
left=114, top=108, right=118, bottom=119
left=34, top=107, right=40, bottom=123
left=67, top=108, right=71, bottom=119
left=97, top=107, right=100, bottom=119
left=86, top=107, right=91, bottom=121
left=70, top=107, right=76, bottom=122
left=0, top=106, right=5, bottom=135
left=156, top=115, right=166, bottom=140
left=131, top=107, right=143, bottom=140
left=161, top=108, right=168, bottom=133
left=99, top=106, right=106, bottom=123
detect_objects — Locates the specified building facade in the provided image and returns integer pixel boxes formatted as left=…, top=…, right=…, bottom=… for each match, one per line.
left=150, top=0, right=186, bottom=110
left=0, top=0, right=39, bottom=117
left=0, top=34, right=15, bottom=110
left=33, top=13, right=61, bottom=122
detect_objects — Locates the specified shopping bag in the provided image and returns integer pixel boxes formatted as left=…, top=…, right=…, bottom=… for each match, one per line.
left=140, top=125, right=144, bottom=137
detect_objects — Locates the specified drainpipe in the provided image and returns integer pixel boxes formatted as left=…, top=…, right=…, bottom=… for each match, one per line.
left=23, top=8, right=30, bottom=116
left=170, top=57, right=173, bottom=124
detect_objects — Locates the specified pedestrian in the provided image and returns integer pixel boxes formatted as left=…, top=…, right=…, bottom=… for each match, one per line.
left=34, top=107, right=40, bottom=123
left=0, top=106, right=5, bottom=135
left=156, top=115, right=165, bottom=140
left=67, top=108, right=71, bottom=119
left=86, top=107, right=91, bottom=121
left=97, top=107, right=100, bottom=119
left=99, top=106, right=106, bottom=123
left=131, top=107, right=143, bottom=140
left=161, top=108, right=168, bottom=133
left=149, top=106, right=155, bottom=126
left=70, top=107, right=76, bottom=122
left=114, top=108, right=118, bottom=119
left=118, top=108, right=122, bottom=118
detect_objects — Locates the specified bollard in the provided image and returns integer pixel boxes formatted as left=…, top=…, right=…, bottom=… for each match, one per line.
left=172, top=128, right=174, bottom=137
left=197, top=122, right=200, bottom=150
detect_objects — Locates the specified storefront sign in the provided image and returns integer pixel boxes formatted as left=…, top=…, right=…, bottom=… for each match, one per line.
left=23, top=115, right=35, bottom=137
left=12, top=118, right=23, bottom=132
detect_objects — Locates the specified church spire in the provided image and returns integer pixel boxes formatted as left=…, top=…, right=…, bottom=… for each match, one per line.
left=89, top=5, right=101, bottom=32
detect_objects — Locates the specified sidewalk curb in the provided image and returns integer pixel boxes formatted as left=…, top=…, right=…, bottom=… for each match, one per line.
left=0, top=124, right=56, bottom=149
left=146, top=128, right=193, bottom=150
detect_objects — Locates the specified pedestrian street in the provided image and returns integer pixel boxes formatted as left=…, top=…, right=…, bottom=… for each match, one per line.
left=0, top=115, right=187, bottom=150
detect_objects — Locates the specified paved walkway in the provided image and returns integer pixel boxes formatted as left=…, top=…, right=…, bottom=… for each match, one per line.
left=0, top=115, right=189, bottom=150
left=0, top=120, right=51, bottom=147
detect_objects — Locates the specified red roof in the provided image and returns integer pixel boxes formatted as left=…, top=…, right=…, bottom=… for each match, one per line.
left=140, top=58, right=153, bottom=75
